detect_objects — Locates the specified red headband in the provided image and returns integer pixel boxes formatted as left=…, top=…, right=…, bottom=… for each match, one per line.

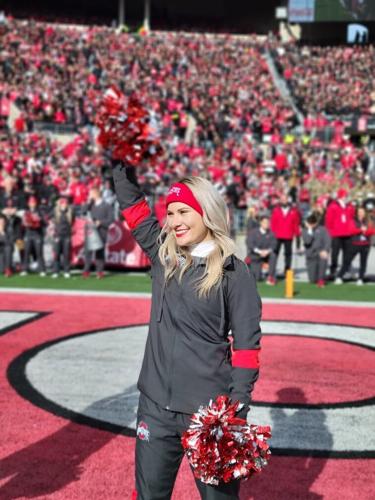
left=166, top=182, right=203, bottom=216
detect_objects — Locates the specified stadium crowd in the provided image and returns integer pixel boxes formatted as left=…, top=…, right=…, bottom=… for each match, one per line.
left=0, top=17, right=374, bottom=284
left=272, top=43, right=375, bottom=117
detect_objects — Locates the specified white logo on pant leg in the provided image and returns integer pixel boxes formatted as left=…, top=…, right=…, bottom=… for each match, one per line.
left=137, top=421, right=150, bottom=441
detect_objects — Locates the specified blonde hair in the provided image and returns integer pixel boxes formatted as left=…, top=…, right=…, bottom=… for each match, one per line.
left=158, top=176, right=237, bottom=297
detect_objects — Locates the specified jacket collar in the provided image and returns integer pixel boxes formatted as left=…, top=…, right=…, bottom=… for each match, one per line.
left=190, top=253, right=236, bottom=270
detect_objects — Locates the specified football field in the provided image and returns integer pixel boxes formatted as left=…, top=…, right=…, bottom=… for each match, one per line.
left=0, top=285, right=374, bottom=499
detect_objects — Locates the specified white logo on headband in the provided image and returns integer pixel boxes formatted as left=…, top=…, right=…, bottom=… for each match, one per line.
left=168, top=186, right=181, bottom=196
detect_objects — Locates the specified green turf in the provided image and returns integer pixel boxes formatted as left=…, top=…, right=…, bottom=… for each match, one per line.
left=257, top=281, right=374, bottom=302
left=0, top=272, right=374, bottom=302
left=0, top=272, right=152, bottom=293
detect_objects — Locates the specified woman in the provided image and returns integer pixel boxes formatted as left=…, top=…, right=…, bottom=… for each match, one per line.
left=113, top=163, right=262, bottom=500
left=20, top=196, right=46, bottom=276
left=0, top=214, right=12, bottom=276
left=51, top=196, right=74, bottom=278
left=340, top=205, right=375, bottom=285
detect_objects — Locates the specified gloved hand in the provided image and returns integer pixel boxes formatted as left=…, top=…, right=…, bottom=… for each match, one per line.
left=236, top=404, right=250, bottom=422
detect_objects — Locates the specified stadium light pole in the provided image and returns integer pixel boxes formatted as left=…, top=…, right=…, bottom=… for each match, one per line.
left=118, top=0, right=125, bottom=27
left=144, top=0, right=151, bottom=31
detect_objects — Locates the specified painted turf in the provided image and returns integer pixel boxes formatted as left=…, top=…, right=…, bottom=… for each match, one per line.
left=18, top=322, right=375, bottom=453
left=0, top=294, right=374, bottom=499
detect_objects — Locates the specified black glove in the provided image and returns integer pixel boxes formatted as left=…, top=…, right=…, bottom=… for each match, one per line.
left=236, top=404, right=249, bottom=421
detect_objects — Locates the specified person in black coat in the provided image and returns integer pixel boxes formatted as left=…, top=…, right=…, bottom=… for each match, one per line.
left=112, top=163, right=262, bottom=500
left=51, top=196, right=74, bottom=278
left=302, top=213, right=331, bottom=287
left=246, top=215, right=277, bottom=282
left=82, top=187, right=114, bottom=278
left=0, top=214, right=13, bottom=276
left=1, top=197, right=23, bottom=275
left=339, top=206, right=375, bottom=285
left=20, top=196, right=46, bottom=276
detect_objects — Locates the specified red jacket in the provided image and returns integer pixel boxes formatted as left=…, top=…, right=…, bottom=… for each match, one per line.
left=325, top=201, right=355, bottom=238
left=271, top=206, right=300, bottom=240
left=69, top=182, right=88, bottom=206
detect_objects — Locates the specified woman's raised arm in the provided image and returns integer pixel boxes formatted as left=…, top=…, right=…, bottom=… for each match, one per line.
left=112, top=162, right=161, bottom=263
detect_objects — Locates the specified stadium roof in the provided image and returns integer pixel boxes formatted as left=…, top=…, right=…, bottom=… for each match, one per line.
left=2, top=0, right=284, bottom=34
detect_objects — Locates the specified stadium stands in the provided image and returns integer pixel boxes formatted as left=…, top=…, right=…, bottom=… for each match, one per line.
left=0, top=16, right=374, bottom=279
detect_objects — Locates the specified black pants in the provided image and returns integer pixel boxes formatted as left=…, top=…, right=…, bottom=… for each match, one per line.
left=135, top=393, right=240, bottom=500
left=83, top=245, right=105, bottom=273
left=275, top=238, right=293, bottom=274
left=23, top=233, right=45, bottom=272
left=340, top=244, right=370, bottom=281
left=53, top=237, right=71, bottom=273
left=0, top=243, right=13, bottom=272
left=330, top=236, right=351, bottom=277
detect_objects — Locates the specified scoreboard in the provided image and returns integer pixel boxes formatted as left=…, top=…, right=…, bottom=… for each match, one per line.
left=288, top=0, right=375, bottom=23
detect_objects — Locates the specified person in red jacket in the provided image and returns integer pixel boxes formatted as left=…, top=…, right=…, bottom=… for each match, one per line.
left=69, top=174, right=89, bottom=216
left=325, top=188, right=355, bottom=283
left=337, top=206, right=375, bottom=285
left=269, top=194, right=300, bottom=284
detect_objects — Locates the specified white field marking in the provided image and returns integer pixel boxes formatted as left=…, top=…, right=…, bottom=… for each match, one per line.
left=0, top=311, right=39, bottom=332
left=0, top=287, right=374, bottom=308
left=25, top=322, right=375, bottom=452
left=0, top=287, right=152, bottom=299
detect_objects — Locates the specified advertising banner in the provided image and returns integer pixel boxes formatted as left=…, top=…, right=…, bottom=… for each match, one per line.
left=71, top=218, right=150, bottom=269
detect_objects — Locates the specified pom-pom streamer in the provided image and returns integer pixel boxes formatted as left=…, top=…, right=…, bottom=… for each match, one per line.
left=181, top=395, right=271, bottom=486
left=95, top=86, right=162, bottom=165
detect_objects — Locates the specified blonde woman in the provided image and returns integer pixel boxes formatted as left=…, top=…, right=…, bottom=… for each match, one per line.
left=113, top=163, right=262, bottom=500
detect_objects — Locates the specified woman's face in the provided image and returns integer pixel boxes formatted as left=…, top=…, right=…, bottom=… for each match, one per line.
left=167, top=202, right=210, bottom=247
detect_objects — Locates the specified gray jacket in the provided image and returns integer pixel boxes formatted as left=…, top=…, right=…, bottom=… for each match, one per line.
left=247, top=227, right=277, bottom=259
left=88, top=200, right=114, bottom=242
left=302, top=225, right=331, bottom=259
left=113, top=163, right=262, bottom=415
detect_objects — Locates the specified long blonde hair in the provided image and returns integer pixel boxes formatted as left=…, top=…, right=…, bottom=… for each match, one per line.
left=158, top=176, right=237, bottom=297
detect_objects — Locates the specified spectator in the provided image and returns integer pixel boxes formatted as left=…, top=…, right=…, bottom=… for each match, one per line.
left=0, top=176, right=26, bottom=210
left=274, top=44, right=374, bottom=117
left=1, top=197, right=22, bottom=274
left=0, top=16, right=374, bottom=284
left=20, top=196, right=46, bottom=276
left=0, top=214, right=13, bottom=276
left=246, top=206, right=259, bottom=234
left=69, top=173, right=89, bottom=216
left=338, top=206, right=375, bottom=285
left=302, top=213, right=331, bottom=288
left=83, top=186, right=113, bottom=278
left=325, top=188, right=355, bottom=283
left=51, top=196, right=74, bottom=278
left=270, top=194, right=300, bottom=282
left=247, top=215, right=277, bottom=282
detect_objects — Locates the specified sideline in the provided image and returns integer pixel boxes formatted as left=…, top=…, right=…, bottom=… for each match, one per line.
left=0, top=287, right=373, bottom=307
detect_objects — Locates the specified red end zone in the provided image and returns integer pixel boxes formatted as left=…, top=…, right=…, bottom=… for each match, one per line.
left=0, top=293, right=374, bottom=500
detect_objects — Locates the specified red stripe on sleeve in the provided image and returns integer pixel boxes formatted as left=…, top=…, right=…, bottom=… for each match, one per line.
left=122, top=200, right=151, bottom=230
left=231, top=348, right=260, bottom=369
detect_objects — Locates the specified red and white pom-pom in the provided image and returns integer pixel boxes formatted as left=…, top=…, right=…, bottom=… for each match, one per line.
left=181, top=395, right=271, bottom=486
left=95, top=86, right=162, bottom=165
